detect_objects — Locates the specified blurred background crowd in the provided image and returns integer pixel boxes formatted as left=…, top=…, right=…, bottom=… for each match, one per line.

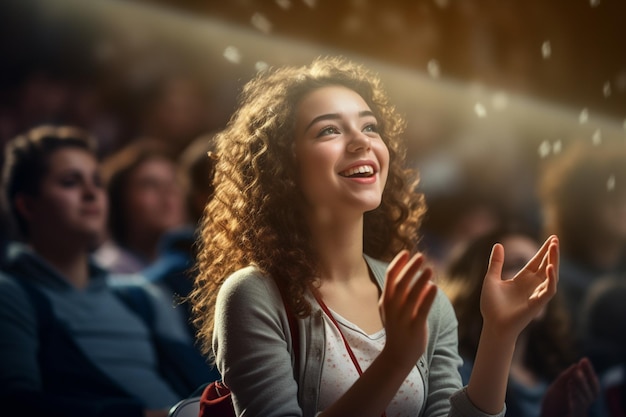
left=0, top=0, right=625, bottom=415
left=1, top=0, right=625, bottom=236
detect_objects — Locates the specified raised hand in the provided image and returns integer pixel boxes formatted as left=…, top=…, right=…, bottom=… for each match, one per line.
left=480, top=235, right=559, bottom=338
left=466, top=235, right=561, bottom=414
left=540, top=357, right=600, bottom=417
left=379, top=250, right=438, bottom=370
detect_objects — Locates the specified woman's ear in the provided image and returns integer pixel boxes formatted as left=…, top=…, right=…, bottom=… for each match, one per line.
left=14, top=194, right=35, bottom=222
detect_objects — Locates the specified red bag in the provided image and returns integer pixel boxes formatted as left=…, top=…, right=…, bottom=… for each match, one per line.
left=199, top=291, right=298, bottom=417
left=199, top=380, right=234, bottom=416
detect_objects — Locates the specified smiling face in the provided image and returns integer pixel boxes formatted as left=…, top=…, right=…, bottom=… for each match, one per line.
left=21, top=147, right=108, bottom=247
left=293, top=85, right=389, bottom=220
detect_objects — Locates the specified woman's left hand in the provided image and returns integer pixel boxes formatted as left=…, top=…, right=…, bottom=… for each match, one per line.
left=479, top=235, right=559, bottom=338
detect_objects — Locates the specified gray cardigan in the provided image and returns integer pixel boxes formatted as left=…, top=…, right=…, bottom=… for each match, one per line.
left=212, top=255, right=505, bottom=417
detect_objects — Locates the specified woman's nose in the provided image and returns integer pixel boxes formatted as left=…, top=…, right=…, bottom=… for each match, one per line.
left=346, top=130, right=371, bottom=153
left=82, top=180, right=101, bottom=200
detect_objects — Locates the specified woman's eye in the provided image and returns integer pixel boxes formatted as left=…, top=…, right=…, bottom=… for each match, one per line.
left=363, top=123, right=379, bottom=133
left=59, top=177, right=79, bottom=187
left=317, top=126, right=339, bottom=137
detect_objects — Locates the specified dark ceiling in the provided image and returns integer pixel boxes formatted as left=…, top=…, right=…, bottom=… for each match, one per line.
left=1, top=0, right=624, bottom=122
left=138, top=0, right=626, bottom=118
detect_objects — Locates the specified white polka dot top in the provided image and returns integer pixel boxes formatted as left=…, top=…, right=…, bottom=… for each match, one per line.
left=317, top=306, right=425, bottom=416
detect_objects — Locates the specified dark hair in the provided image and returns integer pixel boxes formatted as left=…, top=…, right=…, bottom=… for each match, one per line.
left=178, top=134, right=217, bottom=223
left=101, top=139, right=176, bottom=246
left=190, top=56, right=426, bottom=355
left=1, top=125, right=97, bottom=238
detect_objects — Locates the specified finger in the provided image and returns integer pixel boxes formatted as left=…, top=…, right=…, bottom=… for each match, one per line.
left=384, top=250, right=410, bottom=297
left=568, top=374, right=595, bottom=407
left=485, top=243, right=504, bottom=283
left=525, top=235, right=555, bottom=273
left=567, top=379, right=579, bottom=415
left=545, top=263, right=558, bottom=298
left=406, top=266, right=433, bottom=309
left=572, top=367, right=594, bottom=401
left=530, top=261, right=558, bottom=301
left=569, top=360, right=601, bottom=405
left=578, top=358, right=600, bottom=396
left=549, top=238, right=560, bottom=285
left=387, top=250, right=410, bottom=280
left=394, top=253, right=427, bottom=299
left=531, top=241, right=552, bottom=273
left=412, top=281, right=437, bottom=322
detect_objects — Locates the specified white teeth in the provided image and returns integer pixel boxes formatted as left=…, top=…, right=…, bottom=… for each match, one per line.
left=341, top=165, right=374, bottom=177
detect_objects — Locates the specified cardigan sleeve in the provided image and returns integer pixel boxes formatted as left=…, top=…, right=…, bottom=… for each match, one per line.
left=213, top=267, right=302, bottom=417
left=425, top=288, right=505, bottom=417
left=422, top=288, right=464, bottom=416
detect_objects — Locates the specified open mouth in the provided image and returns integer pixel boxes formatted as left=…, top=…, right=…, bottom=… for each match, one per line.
left=339, top=165, right=375, bottom=178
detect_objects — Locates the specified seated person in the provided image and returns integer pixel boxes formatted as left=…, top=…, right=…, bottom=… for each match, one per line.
left=94, top=140, right=187, bottom=273
left=138, top=134, right=218, bottom=340
left=583, top=278, right=626, bottom=416
left=0, top=125, right=216, bottom=417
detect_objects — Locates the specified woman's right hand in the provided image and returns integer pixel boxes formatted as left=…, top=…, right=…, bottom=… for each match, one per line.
left=378, top=250, right=438, bottom=370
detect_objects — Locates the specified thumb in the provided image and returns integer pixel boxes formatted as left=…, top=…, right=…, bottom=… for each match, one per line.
left=486, top=243, right=504, bottom=282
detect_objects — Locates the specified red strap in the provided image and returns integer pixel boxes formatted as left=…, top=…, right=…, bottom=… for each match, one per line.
left=279, top=286, right=300, bottom=366
left=313, top=291, right=387, bottom=417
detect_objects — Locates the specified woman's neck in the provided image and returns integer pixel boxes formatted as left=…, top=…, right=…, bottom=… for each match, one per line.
left=30, top=239, right=91, bottom=289
left=308, top=214, right=365, bottom=283
left=308, top=213, right=384, bottom=334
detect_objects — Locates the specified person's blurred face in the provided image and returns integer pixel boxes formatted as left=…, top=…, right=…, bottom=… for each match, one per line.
left=24, top=147, right=107, bottom=246
left=124, top=157, right=185, bottom=236
left=595, top=191, right=626, bottom=242
left=293, top=85, right=389, bottom=220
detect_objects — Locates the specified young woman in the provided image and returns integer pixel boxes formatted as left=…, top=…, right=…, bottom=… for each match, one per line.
left=190, top=57, right=560, bottom=417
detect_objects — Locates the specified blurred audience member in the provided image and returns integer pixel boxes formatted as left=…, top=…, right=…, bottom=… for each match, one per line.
left=583, top=278, right=626, bottom=375
left=583, top=278, right=626, bottom=416
left=440, top=225, right=601, bottom=417
left=537, top=140, right=626, bottom=336
left=0, top=67, right=122, bottom=161
left=0, top=125, right=214, bottom=417
left=133, top=73, right=211, bottom=158
left=178, top=134, right=217, bottom=225
left=140, top=134, right=217, bottom=339
left=94, top=140, right=186, bottom=273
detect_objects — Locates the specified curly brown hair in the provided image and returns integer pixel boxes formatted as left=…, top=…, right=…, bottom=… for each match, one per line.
left=189, top=56, right=426, bottom=355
